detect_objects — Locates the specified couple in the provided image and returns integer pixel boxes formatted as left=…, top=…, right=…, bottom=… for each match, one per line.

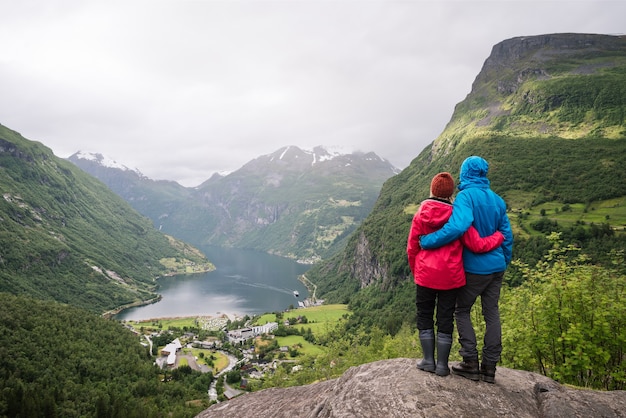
left=406, top=156, right=513, bottom=383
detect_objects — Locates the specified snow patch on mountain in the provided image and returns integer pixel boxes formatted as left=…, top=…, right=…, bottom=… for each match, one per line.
left=278, top=146, right=292, bottom=160
left=74, top=151, right=144, bottom=176
left=303, top=145, right=353, bottom=165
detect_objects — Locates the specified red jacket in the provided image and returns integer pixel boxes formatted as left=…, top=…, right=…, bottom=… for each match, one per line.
left=407, top=198, right=504, bottom=290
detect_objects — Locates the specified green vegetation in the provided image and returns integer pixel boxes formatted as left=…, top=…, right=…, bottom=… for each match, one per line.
left=128, top=317, right=204, bottom=331
left=254, top=304, right=350, bottom=337
left=187, top=349, right=230, bottom=373
left=0, top=124, right=213, bottom=314
left=501, top=236, right=625, bottom=390
left=258, top=322, right=424, bottom=390
left=159, top=235, right=215, bottom=275
left=445, top=35, right=626, bottom=143
left=248, top=305, right=350, bottom=360
left=515, top=197, right=626, bottom=233
left=0, top=293, right=212, bottom=418
left=307, top=135, right=626, bottom=314
left=274, top=335, right=325, bottom=357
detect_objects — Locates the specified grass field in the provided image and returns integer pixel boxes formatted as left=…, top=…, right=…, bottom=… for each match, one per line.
left=274, top=335, right=325, bottom=356
left=508, top=195, right=626, bottom=237
left=533, top=198, right=625, bottom=226
left=254, top=304, right=350, bottom=337
left=180, top=348, right=230, bottom=373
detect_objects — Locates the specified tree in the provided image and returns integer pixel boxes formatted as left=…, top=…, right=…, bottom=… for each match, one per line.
left=226, top=370, right=241, bottom=384
left=501, top=235, right=626, bottom=390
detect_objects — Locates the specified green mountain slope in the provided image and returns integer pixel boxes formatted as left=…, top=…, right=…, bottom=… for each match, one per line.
left=66, top=151, right=193, bottom=229
left=0, top=293, right=211, bottom=417
left=0, top=124, right=212, bottom=313
left=437, top=33, right=626, bottom=151
left=306, top=33, right=626, bottom=329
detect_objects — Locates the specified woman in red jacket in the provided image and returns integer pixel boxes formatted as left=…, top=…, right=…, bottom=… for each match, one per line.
left=407, top=172, right=503, bottom=376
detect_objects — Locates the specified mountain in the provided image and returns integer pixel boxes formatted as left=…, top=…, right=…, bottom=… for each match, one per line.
left=69, top=145, right=399, bottom=262
left=304, top=33, right=626, bottom=326
left=435, top=33, right=626, bottom=152
left=0, top=123, right=213, bottom=314
left=67, top=151, right=192, bottom=234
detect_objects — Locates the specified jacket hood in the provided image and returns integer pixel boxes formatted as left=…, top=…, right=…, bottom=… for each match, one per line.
left=419, top=198, right=453, bottom=229
left=459, top=156, right=490, bottom=190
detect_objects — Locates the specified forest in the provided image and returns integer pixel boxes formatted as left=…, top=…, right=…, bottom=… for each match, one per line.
left=0, top=293, right=213, bottom=418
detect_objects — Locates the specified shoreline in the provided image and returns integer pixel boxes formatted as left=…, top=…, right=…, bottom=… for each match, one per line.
left=120, top=311, right=245, bottom=323
left=102, top=295, right=163, bottom=319
left=104, top=265, right=219, bottom=319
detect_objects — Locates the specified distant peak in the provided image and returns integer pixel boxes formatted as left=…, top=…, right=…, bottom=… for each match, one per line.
left=261, top=145, right=398, bottom=173
left=271, top=145, right=354, bottom=165
left=71, top=151, right=143, bottom=176
left=306, top=145, right=353, bottom=156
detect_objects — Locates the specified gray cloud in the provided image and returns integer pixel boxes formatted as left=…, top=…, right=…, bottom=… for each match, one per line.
left=1, top=1, right=624, bottom=186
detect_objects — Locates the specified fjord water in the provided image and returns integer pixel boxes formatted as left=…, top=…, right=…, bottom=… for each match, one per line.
left=115, top=246, right=310, bottom=320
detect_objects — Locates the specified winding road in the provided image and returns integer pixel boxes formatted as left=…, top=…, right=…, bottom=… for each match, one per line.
left=208, top=351, right=242, bottom=401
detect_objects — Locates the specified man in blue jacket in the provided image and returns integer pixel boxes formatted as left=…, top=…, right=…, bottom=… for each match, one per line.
left=420, top=156, right=513, bottom=383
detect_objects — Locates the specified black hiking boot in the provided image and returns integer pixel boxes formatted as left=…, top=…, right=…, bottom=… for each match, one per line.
left=451, top=358, right=480, bottom=381
left=417, top=329, right=436, bottom=373
left=481, top=363, right=496, bottom=384
left=435, top=333, right=452, bottom=377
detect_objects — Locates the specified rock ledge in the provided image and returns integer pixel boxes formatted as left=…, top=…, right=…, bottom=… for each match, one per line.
left=196, top=358, right=626, bottom=417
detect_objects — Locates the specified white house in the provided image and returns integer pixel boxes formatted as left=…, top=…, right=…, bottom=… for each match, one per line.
left=252, top=322, right=278, bottom=335
left=227, top=322, right=279, bottom=344
left=227, top=327, right=255, bottom=344
left=161, top=338, right=182, bottom=366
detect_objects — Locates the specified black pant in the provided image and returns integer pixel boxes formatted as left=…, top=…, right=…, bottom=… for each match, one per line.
left=416, top=284, right=459, bottom=335
left=456, top=271, right=504, bottom=365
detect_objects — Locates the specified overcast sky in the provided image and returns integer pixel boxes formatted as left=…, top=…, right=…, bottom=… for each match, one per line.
left=1, top=1, right=624, bottom=186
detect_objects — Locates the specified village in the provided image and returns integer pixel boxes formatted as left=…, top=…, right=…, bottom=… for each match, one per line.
left=128, top=297, right=327, bottom=401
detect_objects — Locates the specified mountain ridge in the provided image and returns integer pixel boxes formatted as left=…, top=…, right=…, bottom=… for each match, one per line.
left=69, top=145, right=399, bottom=262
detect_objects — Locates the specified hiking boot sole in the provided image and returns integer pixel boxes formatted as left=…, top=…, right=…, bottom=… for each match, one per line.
left=451, top=369, right=480, bottom=381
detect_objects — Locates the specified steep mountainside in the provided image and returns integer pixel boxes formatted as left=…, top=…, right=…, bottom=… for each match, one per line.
left=306, top=33, right=626, bottom=316
left=70, top=145, right=399, bottom=262
left=435, top=33, right=626, bottom=154
left=0, top=124, right=212, bottom=313
left=67, top=151, right=192, bottom=232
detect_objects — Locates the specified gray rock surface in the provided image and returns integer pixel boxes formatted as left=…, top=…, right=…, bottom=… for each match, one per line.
left=196, top=358, right=626, bottom=418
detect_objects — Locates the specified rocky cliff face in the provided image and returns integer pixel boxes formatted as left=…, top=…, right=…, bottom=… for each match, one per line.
left=197, top=358, right=626, bottom=418
left=351, top=231, right=388, bottom=288
left=480, top=33, right=624, bottom=76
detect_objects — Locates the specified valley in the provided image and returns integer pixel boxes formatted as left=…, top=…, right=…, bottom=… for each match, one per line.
left=1, top=32, right=625, bottom=417
left=123, top=304, right=351, bottom=399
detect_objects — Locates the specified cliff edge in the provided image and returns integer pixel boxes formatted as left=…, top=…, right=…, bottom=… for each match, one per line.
left=197, top=358, right=626, bottom=418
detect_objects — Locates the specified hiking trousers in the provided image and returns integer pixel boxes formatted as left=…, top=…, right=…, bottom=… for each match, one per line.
left=455, top=271, right=504, bottom=365
left=416, top=284, right=459, bottom=335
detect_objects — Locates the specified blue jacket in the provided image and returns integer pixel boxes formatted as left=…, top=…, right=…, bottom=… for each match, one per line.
left=419, top=156, right=513, bottom=274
